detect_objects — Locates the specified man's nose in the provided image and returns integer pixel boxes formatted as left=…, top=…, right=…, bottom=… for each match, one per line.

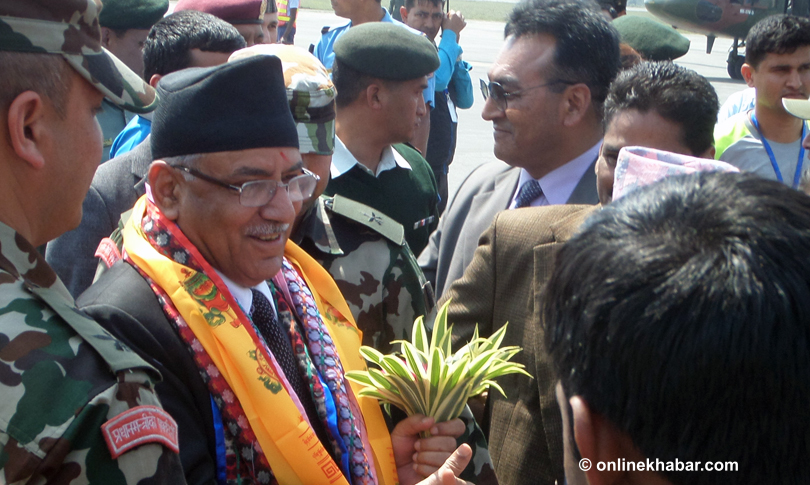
left=260, top=185, right=297, bottom=223
left=481, top=94, right=503, bottom=121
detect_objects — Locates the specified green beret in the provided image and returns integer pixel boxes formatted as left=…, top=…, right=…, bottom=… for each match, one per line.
left=99, top=0, right=169, bottom=30
left=334, top=23, right=439, bottom=81
left=613, top=16, right=690, bottom=61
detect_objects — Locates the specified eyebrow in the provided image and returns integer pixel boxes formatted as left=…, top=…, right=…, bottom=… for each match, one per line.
left=491, top=74, right=520, bottom=88
left=230, top=160, right=303, bottom=177
left=283, top=160, right=304, bottom=174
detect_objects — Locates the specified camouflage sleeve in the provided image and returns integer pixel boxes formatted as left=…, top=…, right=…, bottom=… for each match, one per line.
left=0, top=293, right=185, bottom=484
left=323, top=238, right=433, bottom=355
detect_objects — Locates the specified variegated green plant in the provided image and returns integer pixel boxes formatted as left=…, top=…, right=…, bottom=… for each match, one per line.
left=345, top=299, right=532, bottom=423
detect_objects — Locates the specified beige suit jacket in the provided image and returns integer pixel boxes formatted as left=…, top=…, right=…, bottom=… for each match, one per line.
left=441, top=204, right=599, bottom=485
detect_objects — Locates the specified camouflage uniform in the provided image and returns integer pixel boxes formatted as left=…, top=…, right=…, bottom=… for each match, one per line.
left=0, top=223, right=185, bottom=483
left=293, top=196, right=499, bottom=484
left=294, top=195, right=435, bottom=354
left=0, top=1, right=180, bottom=482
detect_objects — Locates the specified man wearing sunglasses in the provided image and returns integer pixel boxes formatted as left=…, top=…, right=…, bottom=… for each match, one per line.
left=418, top=0, right=620, bottom=299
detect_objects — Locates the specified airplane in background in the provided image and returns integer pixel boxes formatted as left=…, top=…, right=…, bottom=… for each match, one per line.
left=644, top=0, right=809, bottom=79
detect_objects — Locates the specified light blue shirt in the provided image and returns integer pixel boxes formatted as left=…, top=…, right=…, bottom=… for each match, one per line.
left=509, top=140, right=601, bottom=208
left=313, top=8, right=436, bottom=108
left=110, top=114, right=152, bottom=159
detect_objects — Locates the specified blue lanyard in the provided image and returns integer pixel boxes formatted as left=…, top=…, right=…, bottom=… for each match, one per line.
left=750, top=112, right=806, bottom=188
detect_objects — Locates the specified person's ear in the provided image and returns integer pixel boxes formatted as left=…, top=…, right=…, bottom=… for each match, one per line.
left=570, top=396, right=626, bottom=485
left=148, top=161, right=183, bottom=220
left=100, top=26, right=114, bottom=48
left=741, top=63, right=755, bottom=88
left=560, top=84, right=593, bottom=127
left=149, top=74, right=162, bottom=88
left=7, top=91, right=49, bottom=169
left=400, top=6, right=409, bottom=21
left=366, top=83, right=385, bottom=110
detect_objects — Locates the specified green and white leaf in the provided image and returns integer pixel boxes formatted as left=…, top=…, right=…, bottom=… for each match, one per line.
left=346, top=299, right=533, bottom=422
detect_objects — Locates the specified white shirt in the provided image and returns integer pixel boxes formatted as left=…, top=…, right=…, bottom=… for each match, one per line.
left=509, top=140, right=601, bottom=209
left=214, top=269, right=276, bottom=316
left=330, top=136, right=412, bottom=179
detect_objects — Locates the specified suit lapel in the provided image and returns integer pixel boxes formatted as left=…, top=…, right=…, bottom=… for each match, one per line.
left=131, top=135, right=153, bottom=193
left=566, top=159, right=599, bottom=204
left=461, top=167, right=520, bottom=268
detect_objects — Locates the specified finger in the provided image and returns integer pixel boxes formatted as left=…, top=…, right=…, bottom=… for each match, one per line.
left=415, top=435, right=458, bottom=453
left=414, top=450, right=455, bottom=468
left=428, top=418, right=466, bottom=438
left=437, top=445, right=473, bottom=485
left=392, top=414, right=435, bottom=438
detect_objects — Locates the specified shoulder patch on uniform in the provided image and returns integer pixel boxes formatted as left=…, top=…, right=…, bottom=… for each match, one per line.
left=102, top=405, right=179, bottom=458
left=330, top=195, right=405, bottom=245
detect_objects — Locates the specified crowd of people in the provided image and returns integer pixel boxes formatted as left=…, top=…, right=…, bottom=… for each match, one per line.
left=1, top=0, right=809, bottom=483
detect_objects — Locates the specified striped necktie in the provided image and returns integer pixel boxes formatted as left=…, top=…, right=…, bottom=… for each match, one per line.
left=515, top=179, right=544, bottom=208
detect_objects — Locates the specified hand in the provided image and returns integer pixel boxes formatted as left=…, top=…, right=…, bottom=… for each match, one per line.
left=391, top=414, right=466, bottom=485
left=442, top=11, right=466, bottom=38
left=417, top=444, right=473, bottom=485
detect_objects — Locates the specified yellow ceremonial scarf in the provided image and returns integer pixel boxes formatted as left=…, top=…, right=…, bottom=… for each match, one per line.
left=122, top=197, right=398, bottom=484
left=284, top=241, right=398, bottom=485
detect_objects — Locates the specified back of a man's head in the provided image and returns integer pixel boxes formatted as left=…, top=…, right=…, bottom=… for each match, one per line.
left=544, top=171, right=810, bottom=484
left=604, top=61, right=718, bottom=156
left=504, top=0, right=620, bottom=109
left=144, top=10, right=247, bottom=82
left=745, top=14, right=810, bottom=68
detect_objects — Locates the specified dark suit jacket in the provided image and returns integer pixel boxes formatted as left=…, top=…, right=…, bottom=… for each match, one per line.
left=418, top=159, right=598, bottom=298
left=78, top=260, right=218, bottom=485
left=46, top=137, right=151, bottom=298
left=441, top=204, right=599, bottom=485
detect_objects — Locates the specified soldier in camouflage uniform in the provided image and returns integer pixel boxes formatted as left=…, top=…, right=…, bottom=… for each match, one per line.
left=0, top=1, right=184, bottom=482
left=231, top=44, right=497, bottom=484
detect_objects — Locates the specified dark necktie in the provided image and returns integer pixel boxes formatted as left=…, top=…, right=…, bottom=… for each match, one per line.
left=515, top=179, right=544, bottom=208
left=249, top=289, right=332, bottom=451
left=250, top=289, right=308, bottom=399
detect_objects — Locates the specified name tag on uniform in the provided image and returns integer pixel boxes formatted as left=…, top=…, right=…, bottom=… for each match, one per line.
left=102, top=405, right=180, bottom=458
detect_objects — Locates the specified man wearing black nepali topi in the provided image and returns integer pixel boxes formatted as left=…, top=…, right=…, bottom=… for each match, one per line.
left=79, top=54, right=473, bottom=485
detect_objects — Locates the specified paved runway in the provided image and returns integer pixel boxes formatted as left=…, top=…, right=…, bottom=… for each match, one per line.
left=290, top=9, right=747, bottom=199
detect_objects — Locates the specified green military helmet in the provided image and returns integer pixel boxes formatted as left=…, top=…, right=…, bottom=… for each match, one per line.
left=334, top=22, right=440, bottom=81
left=99, top=0, right=169, bottom=30
left=0, top=0, right=158, bottom=113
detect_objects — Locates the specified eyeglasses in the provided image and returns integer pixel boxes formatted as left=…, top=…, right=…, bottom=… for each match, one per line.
left=174, top=165, right=320, bottom=207
left=480, top=78, right=576, bottom=111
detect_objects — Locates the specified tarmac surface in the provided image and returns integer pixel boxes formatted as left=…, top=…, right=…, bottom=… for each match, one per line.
left=282, top=9, right=746, bottom=200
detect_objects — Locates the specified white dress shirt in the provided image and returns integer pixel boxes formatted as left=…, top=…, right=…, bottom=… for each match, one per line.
left=330, top=136, right=412, bottom=179
left=214, top=269, right=276, bottom=316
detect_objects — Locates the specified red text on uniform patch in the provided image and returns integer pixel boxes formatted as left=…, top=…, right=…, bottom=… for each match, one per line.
left=102, top=405, right=179, bottom=458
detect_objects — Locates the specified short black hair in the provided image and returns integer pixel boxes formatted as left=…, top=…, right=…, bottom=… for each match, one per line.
left=333, top=59, right=375, bottom=108
left=143, top=10, right=247, bottom=81
left=505, top=0, right=620, bottom=109
left=404, top=0, right=444, bottom=11
left=603, top=61, right=718, bottom=155
left=745, top=14, right=810, bottom=68
left=544, top=171, right=810, bottom=485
